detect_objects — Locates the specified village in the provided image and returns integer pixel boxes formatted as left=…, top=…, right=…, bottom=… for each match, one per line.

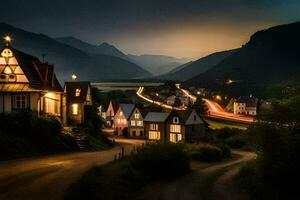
left=0, top=35, right=271, bottom=145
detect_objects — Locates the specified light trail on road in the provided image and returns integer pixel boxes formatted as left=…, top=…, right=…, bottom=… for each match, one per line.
left=139, top=84, right=254, bottom=124
left=136, top=87, right=186, bottom=110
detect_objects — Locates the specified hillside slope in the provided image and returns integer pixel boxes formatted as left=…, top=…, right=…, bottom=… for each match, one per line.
left=184, top=22, right=300, bottom=93
left=0, top=23, right=150, bottom=81
left=56, top=37, right=129, bottom=60
left=158, top=49, right=238, bottom=81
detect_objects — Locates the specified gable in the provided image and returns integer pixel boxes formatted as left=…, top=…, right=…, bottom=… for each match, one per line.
left=0, top=48, right=29, bottom=83
left=185, top=110, right=204, bottom=125
left=129, top=108, right=143, bottom=120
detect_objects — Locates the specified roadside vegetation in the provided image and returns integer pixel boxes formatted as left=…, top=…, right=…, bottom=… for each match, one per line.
left=237, top=95, right=300, bottom=199
left=0, top=111, right=78, bottom=160
left=65, top=142, right=190, bottom=200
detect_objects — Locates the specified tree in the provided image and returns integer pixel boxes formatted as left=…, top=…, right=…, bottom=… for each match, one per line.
left=174, top=97, right=182, bottom=107
left=192, top=98, right=208, bottom=116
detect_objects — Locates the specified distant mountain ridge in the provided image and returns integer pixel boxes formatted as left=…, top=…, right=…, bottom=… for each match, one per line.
left=157, top=49, right=239, bottom=81
left=183, top=21, right=300, bottom=95
left=127, top=54, right=192, bottom=76
left=56, top=36, right=130, bottom=60
left=0, top=23, right=150, bottom=81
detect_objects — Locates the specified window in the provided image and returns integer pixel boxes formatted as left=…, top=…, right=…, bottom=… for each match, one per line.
left=137, top=120, right=143, bottom=126
left=149, top=131, right=160, bottom=140
left=170, top=124, right=181, bottom=133
left=173, top=117, right=179, bottom=123
left=131, top=120, right=136, bottom=126
left=134, top=113, right=140, bottom=119
left=132, top=131, right=136, bottom=136
left=170, top=133, right=176, bottom=143
left=72, top=104, right=78, bottom=115
left=75, top=89, right=81, bottom=97
left=140, top=131, right=144, bottom=136
left=170, top=133, right=182, bottom=143
left=13, top=95, right=28, bottom=109
left=120, top=111, right=123, bottom=116
left=177, top=134, right=182, bottom=142
left=150, top=123, right=158, bottom=131
left=194, top=115, right=197, bottom=120
left=45, top=98, right=60, bottom=115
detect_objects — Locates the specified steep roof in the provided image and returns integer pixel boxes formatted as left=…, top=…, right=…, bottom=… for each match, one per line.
left=144, top=112, right=170, bottom=122
left=119, top=104, right=135, bottom=119
left=64, top=81, right=91, bottom=103
left=0, top=46, right=62, bottom=91
left=236, top=96, right=258, bottom=107
left=175, top=110, right=193, bottom=122
left=109, top=100, right=119, bottom=113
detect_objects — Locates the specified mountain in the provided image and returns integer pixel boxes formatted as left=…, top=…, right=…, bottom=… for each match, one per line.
left=183, top=21, right=300, bottom=96
left=0, top=23, right=150, bottom=81
left=157, top=49, right=238, bottom=81
left=128, top=54, right=192, bottom=76
left=56, top=37, right=129, bottom=60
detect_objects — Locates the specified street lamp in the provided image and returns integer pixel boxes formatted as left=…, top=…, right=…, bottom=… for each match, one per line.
left=71, top=74, right=77, bottom=80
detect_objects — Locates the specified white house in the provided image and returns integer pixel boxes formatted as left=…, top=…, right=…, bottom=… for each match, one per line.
left=0, top=37, right=65, bottom=122
left=234, top=96, right=258, bottom=116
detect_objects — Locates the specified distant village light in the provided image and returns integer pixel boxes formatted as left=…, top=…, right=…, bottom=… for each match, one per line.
left=226, top=79, right=233, bottom=85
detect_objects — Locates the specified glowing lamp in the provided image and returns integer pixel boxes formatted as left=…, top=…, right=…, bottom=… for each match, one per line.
left=71, top=74, right=77, bottom=80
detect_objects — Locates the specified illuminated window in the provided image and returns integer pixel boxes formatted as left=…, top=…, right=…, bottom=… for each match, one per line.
left=72, top=104, right=78, bottom=115
left=120, top=111, right=123, bottom=116
left=131, top=120, right=136, bottom=126
left=170, top=133, right=176, bottom=143
left=150, top=123, right=158, bottom=131
left=3, top=66, right=12, bottom=74
left=134, top=113, right=140, bottom=119
left=13, top=95, right=28, bottom=109
left=173, top=117, right=179, bottom=123
left=170, top=133, right=182, bottom=143
left=75, top=89, right=81, bottom=97
left=149, top=131, right=160, bottom=140
left=137, top=120, right=143, bottom=126
left=170, top=124, right=181, bottom=133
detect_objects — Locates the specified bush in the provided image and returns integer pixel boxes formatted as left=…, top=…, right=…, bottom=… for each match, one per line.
left=215, top=127, right=242, bottom=141
left=0, top=111, right=77, bottom=160
left=218, top=144, right=232, bottom=158
left=128, top=143, right=190, bottom=180
left=188, top=143, right=231, bottom=162
left=225, top=133, right=248, bottom=148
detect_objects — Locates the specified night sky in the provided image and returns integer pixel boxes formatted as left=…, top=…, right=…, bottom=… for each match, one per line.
left=1, top=0, right=300, bottom=58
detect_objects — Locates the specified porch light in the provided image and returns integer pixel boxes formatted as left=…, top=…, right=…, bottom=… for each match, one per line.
left=71, top=74, right=77, bottom=80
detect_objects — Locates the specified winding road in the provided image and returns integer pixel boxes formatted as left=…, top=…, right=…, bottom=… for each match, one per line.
left=0, top=139, right=144, bottom=200
left=138, top=150, right=256, bottom=200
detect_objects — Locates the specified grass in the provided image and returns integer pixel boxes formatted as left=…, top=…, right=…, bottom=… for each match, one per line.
left=205, top=119, right=249, bottom=130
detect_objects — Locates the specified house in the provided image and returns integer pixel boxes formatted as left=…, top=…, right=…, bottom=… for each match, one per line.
left=166, top=95, right=176, bottom=105
left=259, top=100, right=272, bottom=110
left=166, top=109, right=206, bottom=143
left=64, top=81, right=92, bottom=125
left=0, top=38, right=65, bottom=122
left=144, top=112, right=170, bottom=141
left=106, top=100, right=119, bottom=127
left=113, top=103, right=135, bottom=135
left=234, top=96, right=258, bottom=116
left=127, top=106, right=145, bottom=138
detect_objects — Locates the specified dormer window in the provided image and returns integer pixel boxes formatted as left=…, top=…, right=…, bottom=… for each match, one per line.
left=173, top=117, right=179, bottom=124
left=75, top=89, right=81, bottom=97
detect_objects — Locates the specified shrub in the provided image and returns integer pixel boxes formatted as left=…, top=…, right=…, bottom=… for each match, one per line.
left=128, top=143, right=190, bottom=180
left=225, top=133, right=248, bottom=148
left=0, top=111, right=77, bottom=160
left=217, top=144, right=232, bottom=158
left=189, top=144, right=223, bottom=162
left=215, top=127, right=242, bottom=141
